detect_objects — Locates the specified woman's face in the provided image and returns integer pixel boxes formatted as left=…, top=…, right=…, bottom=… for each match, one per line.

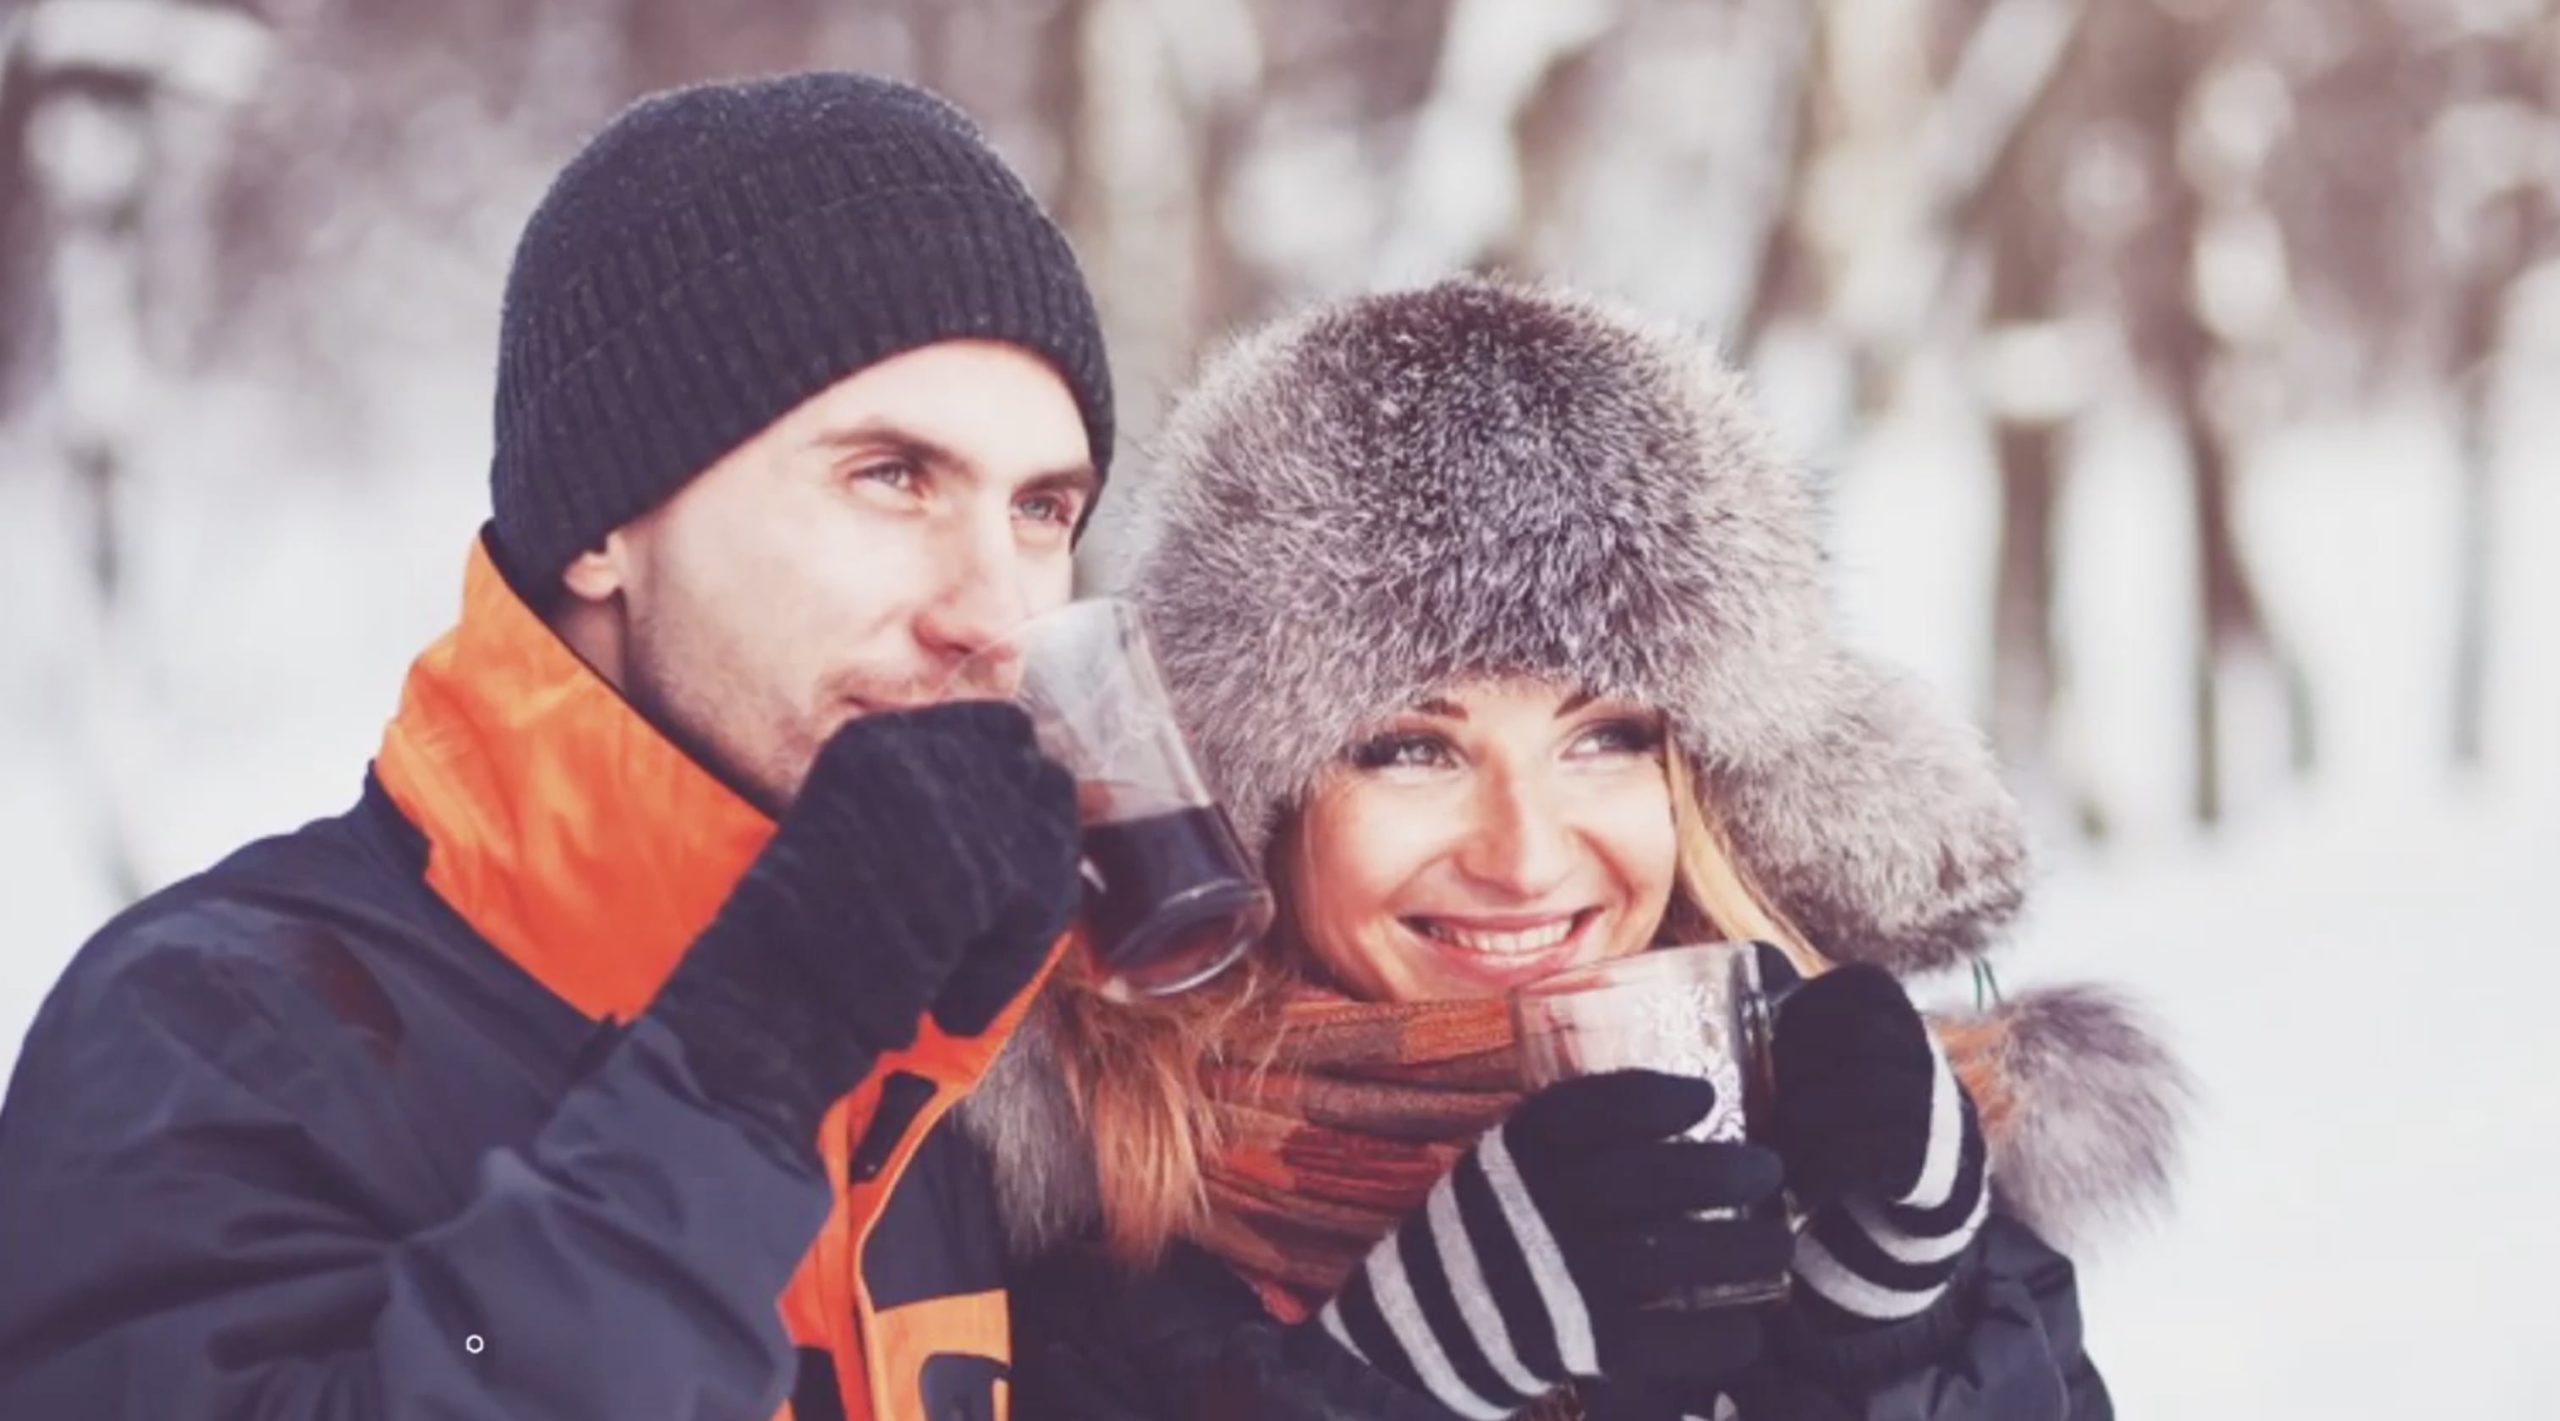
left=1289, top=678, right=1679, bottom=1001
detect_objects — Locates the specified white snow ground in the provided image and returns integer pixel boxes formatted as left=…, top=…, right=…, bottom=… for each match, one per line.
left=2031, top=787, right=2560, bottom=1419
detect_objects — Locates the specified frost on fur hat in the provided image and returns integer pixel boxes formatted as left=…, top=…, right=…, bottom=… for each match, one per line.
left=1106, top=276, right=2028, bottom=977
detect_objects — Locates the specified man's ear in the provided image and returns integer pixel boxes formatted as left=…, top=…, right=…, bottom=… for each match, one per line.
left=548, top=532, right=635, bottom=687
left=560, top=537, right=627, bottom=606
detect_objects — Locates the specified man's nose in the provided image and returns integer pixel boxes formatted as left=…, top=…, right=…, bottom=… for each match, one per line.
left=915, top=518, right=1033, bottom=686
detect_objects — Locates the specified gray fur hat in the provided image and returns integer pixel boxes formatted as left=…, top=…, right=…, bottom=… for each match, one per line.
left=1106, top=275, right=2024, bottom=976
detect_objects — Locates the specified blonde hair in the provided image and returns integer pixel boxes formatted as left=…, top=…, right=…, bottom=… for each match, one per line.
left=1046, top=748, right=2000, bottom=1265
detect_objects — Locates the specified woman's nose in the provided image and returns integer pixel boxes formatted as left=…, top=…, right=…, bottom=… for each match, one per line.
left=1452, top=768, right=1578, bottom=900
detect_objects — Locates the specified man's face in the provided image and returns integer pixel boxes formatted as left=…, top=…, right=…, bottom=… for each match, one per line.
left=563, top=340, right=1097, bottom=814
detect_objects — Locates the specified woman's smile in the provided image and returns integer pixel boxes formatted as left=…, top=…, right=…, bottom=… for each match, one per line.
left=1398, top=908, right=1606, bottom=990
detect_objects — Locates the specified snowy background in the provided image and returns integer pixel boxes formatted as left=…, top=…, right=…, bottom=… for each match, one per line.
left=4, top=1, right=2556, bottom=1416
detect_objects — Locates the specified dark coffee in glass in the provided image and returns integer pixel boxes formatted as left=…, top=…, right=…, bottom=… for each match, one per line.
left=954, top=600, right=1271, bottom=999
left=1077, top=804, right=1268, bottom=997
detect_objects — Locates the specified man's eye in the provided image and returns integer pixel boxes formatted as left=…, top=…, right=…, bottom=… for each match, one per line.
left=853, top=459, right=921, bottom=492
left=1348, top=731, right=1454, bottom=772
left=1019, top=493, right=1077, bottom=527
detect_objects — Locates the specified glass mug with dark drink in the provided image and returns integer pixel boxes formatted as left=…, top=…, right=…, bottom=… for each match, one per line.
left=950, top=599, right=1272, bottom=1001
left=1512, top=941, right=1790, bottom=1308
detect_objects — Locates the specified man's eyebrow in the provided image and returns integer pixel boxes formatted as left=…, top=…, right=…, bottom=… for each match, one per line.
left=807, top=419, right=960, bottom=467
left=1019, top=463, right=1101, bottom=501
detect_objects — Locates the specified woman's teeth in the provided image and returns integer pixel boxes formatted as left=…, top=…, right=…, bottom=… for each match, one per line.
left=1415, top=916, right=1579, bottom=955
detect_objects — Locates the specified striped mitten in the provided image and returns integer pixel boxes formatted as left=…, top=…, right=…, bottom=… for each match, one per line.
left=1766, top=962, right=1992, bottom=1330
left=1306, top=1070, right=1791, bottom=1419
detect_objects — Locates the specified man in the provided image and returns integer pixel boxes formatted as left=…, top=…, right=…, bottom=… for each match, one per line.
left=0, top=72, right=1110, bottom=1421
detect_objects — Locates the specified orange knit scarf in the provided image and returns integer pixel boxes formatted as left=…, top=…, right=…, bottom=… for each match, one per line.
left=1190, top=989, right=1528, bottom=1322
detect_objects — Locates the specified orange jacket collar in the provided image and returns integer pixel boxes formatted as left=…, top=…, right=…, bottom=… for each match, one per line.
left=375, top=535, right=775, bottom=1022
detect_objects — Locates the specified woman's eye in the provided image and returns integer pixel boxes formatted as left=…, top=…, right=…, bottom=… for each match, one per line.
left=1348, top=731, right=1454, bottom=772
left=1575, top=717, right=1665, bottom=758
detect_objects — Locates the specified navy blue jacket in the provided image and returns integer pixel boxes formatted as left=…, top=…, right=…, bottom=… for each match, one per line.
left=0, top=542, right=1023, bottom=1421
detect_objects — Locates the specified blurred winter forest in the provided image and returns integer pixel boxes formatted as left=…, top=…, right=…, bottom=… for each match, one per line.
left=4, top=1, right=2558, bottom=1412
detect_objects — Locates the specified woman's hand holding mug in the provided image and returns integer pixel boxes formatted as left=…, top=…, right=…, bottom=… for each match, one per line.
left=1758, top=949, right=1993, bottom=1331
left=1302, top=1070, right=1791, bottom=1418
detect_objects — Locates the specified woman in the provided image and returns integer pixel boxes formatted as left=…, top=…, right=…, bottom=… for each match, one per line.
left=964, top=278, right=2185, bottom=1419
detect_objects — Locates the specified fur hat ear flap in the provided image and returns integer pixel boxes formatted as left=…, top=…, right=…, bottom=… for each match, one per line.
left=1948, top=983, right=2195, bottom=1252
left=956, top=1002, right=1103, bottom=1264
left=1707, top=651, right=2030, bottom=977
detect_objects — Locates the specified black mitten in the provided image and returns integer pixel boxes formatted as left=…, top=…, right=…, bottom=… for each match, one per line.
left=1305, top=1070, right=1791, bottom=1418
left=1765, top=958, right=1991, bottom=1331
left=648, top=701, right=1079, bottom=1151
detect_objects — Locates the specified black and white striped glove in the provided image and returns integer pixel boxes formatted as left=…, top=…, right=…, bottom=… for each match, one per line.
left=1305, top=1070, right=1793, bottom=1419
left=1763, top=957, right=1992, bottom=1331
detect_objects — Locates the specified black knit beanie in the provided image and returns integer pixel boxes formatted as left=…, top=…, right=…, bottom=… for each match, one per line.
left=489, top=71, right=1115, bottom=590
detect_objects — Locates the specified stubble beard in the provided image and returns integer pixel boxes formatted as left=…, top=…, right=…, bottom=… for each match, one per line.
left=620, top=613, right=805, bottom=821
